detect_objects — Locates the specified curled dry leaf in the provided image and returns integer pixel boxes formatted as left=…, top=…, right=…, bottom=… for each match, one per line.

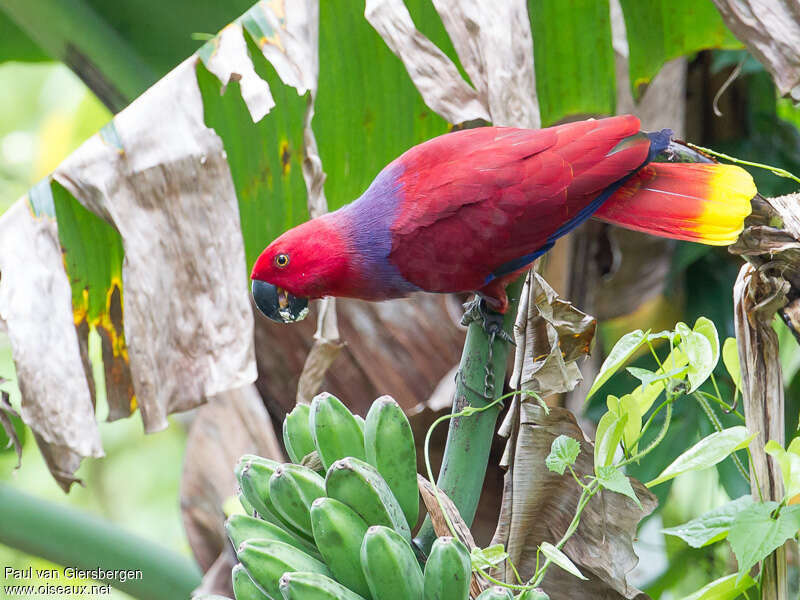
left=369, top=0, right=539, bottom=127
left=711, top=1, right=800, bottom=99
left=55, top=58, right=257, bottom=434
left=729, top=193, right=800, bottom=599
left=180, top=383, right=283, bottom=572
left=492, top=405, right=656, bottom=600
left=510, top=272, right=596, bottom=396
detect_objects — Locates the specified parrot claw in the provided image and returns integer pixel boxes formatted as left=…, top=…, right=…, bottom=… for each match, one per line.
left=460, top=297, right=516, bottom=346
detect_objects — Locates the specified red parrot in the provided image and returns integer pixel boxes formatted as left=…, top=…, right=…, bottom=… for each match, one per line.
left=250, top=115, right=755, bottom=323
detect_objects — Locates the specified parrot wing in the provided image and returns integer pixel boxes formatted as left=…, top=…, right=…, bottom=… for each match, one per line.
left=388, top=115, right=652, bottom=293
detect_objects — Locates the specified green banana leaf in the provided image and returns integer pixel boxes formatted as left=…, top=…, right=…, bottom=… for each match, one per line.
left=620, top=0, right=741, bottom=98
left=0, top=0, right=745, bottom=491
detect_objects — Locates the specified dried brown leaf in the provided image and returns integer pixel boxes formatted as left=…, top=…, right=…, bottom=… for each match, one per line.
left=0, top=199, right=103, bottom=491
left=511, top=272, right=595, bottom=396
left=734, top=262, right=789, bottom=598
left=55, top=58, right=257, bottom=433
left=492, top=405, right=656, bottom=600
left=712, top=1, right=800, bottom=98
left=255, top=294, right=464, bottom=419
left=365, top=0, right=490, bottom=124
left=430, top=0, right=539, bottom=127
left=296, top=298, right=344, bottom=404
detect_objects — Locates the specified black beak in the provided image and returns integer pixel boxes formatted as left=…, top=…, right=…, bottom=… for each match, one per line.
left=251, top=280, right=309, bottom=323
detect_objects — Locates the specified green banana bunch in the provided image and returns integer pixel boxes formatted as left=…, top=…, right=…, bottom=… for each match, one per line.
left=476, top=587, right=514, bottom=599
left=237, top=539, right=331, bottom=599
left=325, top=457, right=411, bottom=542
left=309, top=497, right=372, bottom=599
left=232, top=394, right=541, bottom=600
left=310, top=393, right=366, bottom=470
left=269, top=464, right=327, bottom=537
left=360, top=525, right=424, bottom=600
left=364, top=395, right=420, bottom=529
left=232, top=563, right=270, bottom=600
left=423, top=536, right=471, bottom=600
left=279, top=571, right=367, bottom=600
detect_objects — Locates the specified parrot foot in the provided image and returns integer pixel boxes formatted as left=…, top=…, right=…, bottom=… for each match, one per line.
left=460, top=297, right=515, bottom=346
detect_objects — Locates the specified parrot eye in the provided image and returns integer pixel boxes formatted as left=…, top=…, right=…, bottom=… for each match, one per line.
left=274, top=253, right=290, bottom=268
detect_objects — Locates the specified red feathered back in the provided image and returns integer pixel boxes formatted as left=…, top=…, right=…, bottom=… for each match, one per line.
left=389, top=115, right=648, bottom=293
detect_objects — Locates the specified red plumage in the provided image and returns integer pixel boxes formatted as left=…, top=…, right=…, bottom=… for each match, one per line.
left=388, top=115, right=649, bottom=309
left=251, top=115, right=754, bottom=316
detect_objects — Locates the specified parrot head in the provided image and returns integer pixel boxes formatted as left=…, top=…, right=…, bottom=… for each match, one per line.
left=250, top=216, right=351, bottom=323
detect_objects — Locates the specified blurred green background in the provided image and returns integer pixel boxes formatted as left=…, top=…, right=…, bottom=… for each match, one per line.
left=0, top=65, right=188, bottom=598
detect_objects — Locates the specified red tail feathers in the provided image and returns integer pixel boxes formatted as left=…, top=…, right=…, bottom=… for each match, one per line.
left=593, top=162, right=756, bottom=245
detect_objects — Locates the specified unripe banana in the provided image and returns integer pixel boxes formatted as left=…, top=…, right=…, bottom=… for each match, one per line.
left=236, top=455, right=283, bottom=524
left=269, top=464, right=326, bottom=537
left=360, top=525, right=423, bottom=600
left=310, top=497, right=371, bottom=599
left=232, top=563, right=270, bottom=600
left=283, top=404, right=315, bottom=464
left=423, top=536, right=471, bottom=600
left=310, top=393, right=366, bottom=470
left=476, top=587, right=514, bottom=599
left=237, top=540, right=331, bottom=600
left=325, top=457, right=411, bottom=541
left=278, top=571, right=367, bottom=600
left=225, top=514, right=321, bottom=560
left=364, top=396, right=419, bottom=529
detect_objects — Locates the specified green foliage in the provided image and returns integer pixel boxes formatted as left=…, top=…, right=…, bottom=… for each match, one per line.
left=646, top=426, right=755, bottom=488
left=662, top=495, right=753, bottom=548
left=470, top=544, right=509, bottom=571
left=315, top=0, right=452, bottom=210
left=528, top=0, right=615, bottom=126
left=594, top=409, right=627, bottom=469
left=765, top=438, right=800, bottom=502
left=545, top=435, right=580, bottom=475
left=538, top=542, right=586, bottom=581
left=583, top=319, right=800, bottom=594
left=0, top=11, right=47, bottom=62
left=721, top=337, right=742, bottom=390
left=196, top=35, right=308, bottom=273
left=0, top=0, right=254, bottom=82
left=619, top=0, right=741, bottom=98
left=595, top=466, right=641, bottom=509
left=0, top=484, right=202, bottom=598
left=681, top=573, right=756, bottom=600
left=728, top=502, right=800, bottom=581
left=587, top=329, right=650, bottom=400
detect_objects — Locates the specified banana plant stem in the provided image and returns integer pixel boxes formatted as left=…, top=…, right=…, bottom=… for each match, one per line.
left=0, top=483, right=202, bottom=600
left=415, top=275, right=525, bottom=553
